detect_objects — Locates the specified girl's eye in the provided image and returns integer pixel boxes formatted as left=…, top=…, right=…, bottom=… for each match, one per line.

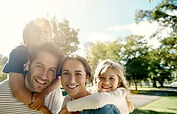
left=98, top=77, right=104, bottom=80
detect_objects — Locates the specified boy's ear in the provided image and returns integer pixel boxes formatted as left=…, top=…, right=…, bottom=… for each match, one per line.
left=24, top=60, right=31, bottom=71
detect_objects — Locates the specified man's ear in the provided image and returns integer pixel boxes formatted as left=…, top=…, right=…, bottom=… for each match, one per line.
left=24, top=60, right=31, bottom=71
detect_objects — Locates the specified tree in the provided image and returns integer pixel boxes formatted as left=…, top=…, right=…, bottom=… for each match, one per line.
left=123, top=35, right=149, bottom=90
left=135, top=0, right=177, bottom=87
left=0, top=55, right=8, bottom=82
left=85, top=39, right=124, bottom=75
left=51, top=17, right=79, bottom=55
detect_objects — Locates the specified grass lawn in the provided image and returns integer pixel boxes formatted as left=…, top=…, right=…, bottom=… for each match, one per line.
left=131, top=92, right=177, bottom=114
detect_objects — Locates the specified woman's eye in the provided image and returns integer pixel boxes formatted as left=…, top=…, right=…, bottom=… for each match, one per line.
left=76, top=73, right=82, bottom=76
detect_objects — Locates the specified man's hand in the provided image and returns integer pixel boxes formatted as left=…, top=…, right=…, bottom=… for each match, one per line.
left=59, top=106, right=72, bottom=114
left=28, top=92, right=45, bottom=110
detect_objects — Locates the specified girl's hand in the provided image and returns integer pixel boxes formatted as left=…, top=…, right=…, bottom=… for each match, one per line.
left=59, top=106, right=72, bottom=114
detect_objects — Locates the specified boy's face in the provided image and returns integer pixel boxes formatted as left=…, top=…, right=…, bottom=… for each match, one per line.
left=61, top=59, right=89, bottom=99
left=97, top=68, right=119, bottom=92
left=25, top=51, right=59, bottom=92
left=26, top=21, right=52, bottom=47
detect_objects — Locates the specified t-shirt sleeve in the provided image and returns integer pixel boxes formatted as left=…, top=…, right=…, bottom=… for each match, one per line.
left=3, top=46, right=28, bottom=75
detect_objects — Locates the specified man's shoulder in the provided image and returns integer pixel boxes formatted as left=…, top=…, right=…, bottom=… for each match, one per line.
left=81, top=104, right=121, bottom=114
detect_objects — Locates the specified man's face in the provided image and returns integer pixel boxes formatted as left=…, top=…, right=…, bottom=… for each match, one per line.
left=61, top=59, right=89, bottom=99
left=26, top=51, right=59, bottom=92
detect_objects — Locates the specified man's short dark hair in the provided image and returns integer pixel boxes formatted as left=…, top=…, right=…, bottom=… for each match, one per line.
left=29, top=42, right=65, bottom=70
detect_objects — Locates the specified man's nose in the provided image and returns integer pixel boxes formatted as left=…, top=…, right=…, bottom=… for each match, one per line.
left=41, top=70, right=48, bottom=80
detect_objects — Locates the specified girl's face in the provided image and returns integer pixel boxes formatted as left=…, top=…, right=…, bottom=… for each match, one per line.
left=97, top=68, right=119, bottom=92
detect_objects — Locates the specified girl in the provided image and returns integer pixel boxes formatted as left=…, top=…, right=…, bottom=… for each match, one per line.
left=61, top=59, right=134, bottom=114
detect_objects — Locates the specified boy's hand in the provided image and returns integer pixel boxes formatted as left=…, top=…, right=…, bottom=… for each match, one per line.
left=28, top=93, right=45, bottom=110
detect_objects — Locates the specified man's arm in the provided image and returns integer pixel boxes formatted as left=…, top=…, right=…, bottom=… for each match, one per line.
left=9, top=73, right=32, bottom=104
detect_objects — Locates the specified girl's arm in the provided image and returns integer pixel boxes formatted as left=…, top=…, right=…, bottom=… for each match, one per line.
left=66, top=88, right=126, bottom=112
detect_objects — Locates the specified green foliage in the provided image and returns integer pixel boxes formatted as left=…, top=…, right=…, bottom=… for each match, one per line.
left=85, top=39, right=123, bottom=75
left=136, top=0, right=177, bottom=29
left=0, top=55, right=8, bottom=82
left=51, top=16, right=79, bottom=55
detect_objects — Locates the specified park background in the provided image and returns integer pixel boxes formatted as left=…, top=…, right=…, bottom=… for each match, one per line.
left=0, top=0, right=176, bottom=113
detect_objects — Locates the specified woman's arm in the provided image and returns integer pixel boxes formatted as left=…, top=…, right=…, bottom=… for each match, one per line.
left=66, top=88, right=126, bottom=112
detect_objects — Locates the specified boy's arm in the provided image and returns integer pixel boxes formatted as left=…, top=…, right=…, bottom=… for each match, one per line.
left=66, top=88, right=126, bottom=112
left=9, top=73, right=32, bottom=104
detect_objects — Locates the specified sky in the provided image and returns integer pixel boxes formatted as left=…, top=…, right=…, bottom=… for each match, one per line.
left=0, top=0, right=165, bottom=57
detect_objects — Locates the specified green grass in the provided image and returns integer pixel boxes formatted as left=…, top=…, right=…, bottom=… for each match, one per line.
left=131, top=92, right=177, bottom=114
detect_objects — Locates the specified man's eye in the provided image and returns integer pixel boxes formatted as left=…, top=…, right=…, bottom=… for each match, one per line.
left=50, top=69, right=56, bottom=73
left=62, top=72, right=69, bottom=75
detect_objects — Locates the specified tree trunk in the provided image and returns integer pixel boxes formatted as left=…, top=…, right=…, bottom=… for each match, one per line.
left=159, top=81, right=164, bottom=87
left=153, top=78, right=157, bottom=87
left=135, top=81, right=138, bottom=91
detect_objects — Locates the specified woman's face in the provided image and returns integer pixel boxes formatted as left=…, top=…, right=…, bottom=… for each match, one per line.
left=61, top=59, right=89, bottom=99
left=97, top=68, right=119, bottom=92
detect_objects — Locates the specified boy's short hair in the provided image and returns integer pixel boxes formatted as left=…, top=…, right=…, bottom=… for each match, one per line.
left=23, top=18, right=52, bottom=43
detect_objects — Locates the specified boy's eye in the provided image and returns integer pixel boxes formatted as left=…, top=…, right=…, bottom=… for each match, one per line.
left=50, top=69, right=56, bottom=73
left=36, top=65, right=42, bottom=69
left=110, top=77, right=115, bottom=80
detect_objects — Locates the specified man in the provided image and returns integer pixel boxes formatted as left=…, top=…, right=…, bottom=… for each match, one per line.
left=0, top=43, right=64, bottom=114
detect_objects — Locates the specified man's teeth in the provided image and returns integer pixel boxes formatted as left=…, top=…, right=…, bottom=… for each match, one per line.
left=36, top=79, right=46, bottom=84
